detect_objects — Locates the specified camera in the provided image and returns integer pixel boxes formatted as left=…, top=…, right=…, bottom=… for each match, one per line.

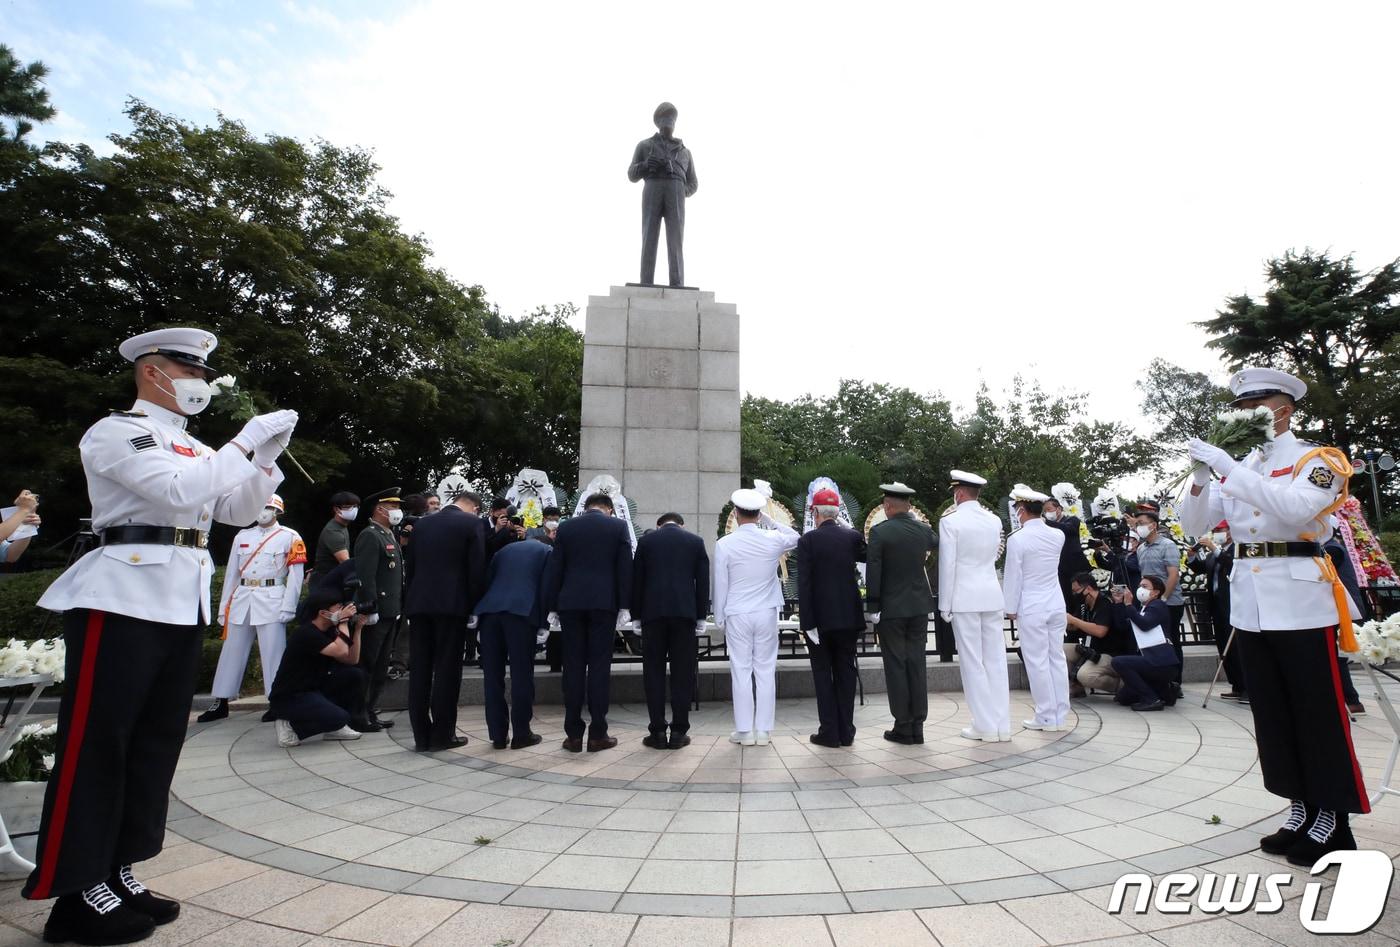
left=1087, top=514, right=1128, bottom=547
left=1074, top=642, right=1101, bottom=664
left=341, top=577, right=362, bottom=603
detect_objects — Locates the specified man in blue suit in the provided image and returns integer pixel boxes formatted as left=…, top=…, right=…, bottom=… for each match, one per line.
left=797, top=487, right=868, bottom=747
left=475, top=538, right=552, bottom=749
left=544, top=492, right=633, bottom=752
left=631, top=513, right=710, bottom=749
left=403, top=490, right=487, bottom=752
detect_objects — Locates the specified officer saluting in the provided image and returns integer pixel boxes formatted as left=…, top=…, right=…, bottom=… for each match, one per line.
left=1182, top=367, right=1366, bottom=867
left=26, top=328, right=297, bottom=944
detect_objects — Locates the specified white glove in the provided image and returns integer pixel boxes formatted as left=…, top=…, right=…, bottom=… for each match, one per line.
left=467, top=615, right=479, bottom=630
left=1191, top=463, right=1212, bottom=487
left=757, top=511, right=776, bottom=529
left=615, top=609, right=632, bottom=631
left=536, top=628, right=549, bottom=646
left=253, top=436, right=285, bottom=468
left=278, top=611, right=296, bottom=624
left=360, top=612, right=379, bottom=626
left=864, top=611, right=880, bottom=625
left=547, top=612, right=561, bottom=631
left=805, top=628, right=821, bottom=645
left=1188, top=438, right=1236, bottom=477
left=754, top=479, right=773, bottom=500
left=940, top=612, right=952, bottom=624
left=695, top=620, right=707, bottom=635
left=234, top=410, right=298, bottom=454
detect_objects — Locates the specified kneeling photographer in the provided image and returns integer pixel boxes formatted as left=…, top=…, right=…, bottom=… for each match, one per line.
left=1063, top=572, right=1132, bottom=697
left=1109, top=575, right=1181, bottom=712
left=267, top=561, right=372, bottom=747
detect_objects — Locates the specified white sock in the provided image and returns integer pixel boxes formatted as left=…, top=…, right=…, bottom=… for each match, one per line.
left=1306, top=808, right=1337, bottom=844
left=1281, top=800, right=1307, bottom=832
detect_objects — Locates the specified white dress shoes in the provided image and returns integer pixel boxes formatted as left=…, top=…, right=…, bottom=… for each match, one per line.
left=1022, top=719, right=1068, bottom=732
left=729, top=731, right=756, bottom=746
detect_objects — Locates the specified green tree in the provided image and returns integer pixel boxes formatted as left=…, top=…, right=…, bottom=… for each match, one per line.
left=0, top=45, right=54, bottom=147
left=1199, top=249, right=1400, bottom=457
left=1135, top=358, right=1231, bottom=441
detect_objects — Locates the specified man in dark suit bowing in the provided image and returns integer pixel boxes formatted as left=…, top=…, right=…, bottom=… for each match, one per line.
left=631, top=513, right=710, bottom=749
left=475, top=538, right=552, bottom=750
left=544, top=491, right=633, bottom=752
left=402, top=490, right=487, bottom=751
left=797, top=487, right=868, bottom=747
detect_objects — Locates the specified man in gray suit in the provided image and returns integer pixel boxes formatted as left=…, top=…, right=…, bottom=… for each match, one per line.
left=865, top=482, right=937, bottom=745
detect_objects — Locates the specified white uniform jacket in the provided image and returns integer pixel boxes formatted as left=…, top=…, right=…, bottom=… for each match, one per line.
left=712, top=521, right=800, bottom=626
left=217, top=525, right=306, bottom=625
left=938, top=501, right=1004, bottom=613
left=1002, top=518, right=1066, bottom=617
left=1179, top=430, right=1360, bottom=632
left=38, top=399, right=284, bottom=625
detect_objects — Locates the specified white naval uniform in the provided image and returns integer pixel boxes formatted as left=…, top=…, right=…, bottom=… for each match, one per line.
left=38, top=399, right=285, bottom=622
left=939, top=500, right=1010, bottom=736
left=1003, top=517, right=1070, bottom=727
left=1179, top=430, right=1361, bottom=632
left=211, top=524, right=306, bottom=699
left=712, top=519, right=800, bottom=733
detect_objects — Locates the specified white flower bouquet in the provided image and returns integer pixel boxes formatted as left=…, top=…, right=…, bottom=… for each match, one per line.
left=0, top=638, right=64, bottom=683
left=1347, top=614, right=1400, bottom=668
left=1165, top=406, right=1276, bottom=492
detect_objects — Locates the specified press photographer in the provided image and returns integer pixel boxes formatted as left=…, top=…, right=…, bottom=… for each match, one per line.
left=1086, top=514, right=1140, bottom=590
left=1062, top=572, right=1131, bottom=697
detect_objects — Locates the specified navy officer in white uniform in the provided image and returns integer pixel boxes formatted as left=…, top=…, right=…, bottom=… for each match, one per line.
left=1182, top=367, right=1366, bottom=867
left=25, top=328, right=297, bottom=945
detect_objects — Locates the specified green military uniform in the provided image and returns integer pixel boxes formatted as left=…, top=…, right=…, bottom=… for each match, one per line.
left=866, top=493, right=937, bottom=742
left=353, top=515, right=403, bottom=718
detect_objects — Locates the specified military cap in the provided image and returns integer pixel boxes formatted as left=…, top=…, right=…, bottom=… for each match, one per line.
left=119, top=327, right=218, bottom=375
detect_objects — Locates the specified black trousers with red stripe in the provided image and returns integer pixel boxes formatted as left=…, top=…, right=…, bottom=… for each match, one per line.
left=1237, top=627, right=1370, bottom=815
left=23, top=609, right=202, bottom=900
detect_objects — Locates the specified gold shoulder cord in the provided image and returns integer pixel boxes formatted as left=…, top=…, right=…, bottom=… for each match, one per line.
left=1294, top=447, right=1358, bottom=652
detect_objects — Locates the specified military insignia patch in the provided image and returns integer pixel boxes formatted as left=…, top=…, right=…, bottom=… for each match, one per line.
left=1307, top=466, right=1336, bottom=489
left=288, top=538, right=308, bottom=566
left=128, top=434, right=157, bottom=453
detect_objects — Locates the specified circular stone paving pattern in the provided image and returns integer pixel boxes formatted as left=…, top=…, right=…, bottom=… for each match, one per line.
left=161, top=690, right=1336, bottom=919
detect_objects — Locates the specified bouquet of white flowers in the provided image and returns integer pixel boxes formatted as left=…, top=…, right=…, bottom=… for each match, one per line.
left=0, top=638, right=64, bottom=682
left=1164, top=406, right=1276, bottom=493
left=1347, top=614, right=1400, bottom=668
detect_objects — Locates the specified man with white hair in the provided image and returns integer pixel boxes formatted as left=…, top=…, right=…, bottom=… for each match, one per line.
left=939, top=471, right=1010, bottom=741
left=712, top=487, right=799, bottom=745
left=1003, top=484, right=1070, bottom=731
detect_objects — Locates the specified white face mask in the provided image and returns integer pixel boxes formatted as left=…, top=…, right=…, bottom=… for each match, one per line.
left=1212, top=532, right=1228, bottom=544
left=338, top=507, right=358, bottom=522
left=1044, top=511, right=1060, bottom=522
left=155, top=367, right=212, bottom=415
left=1134, top=524, right=1152, bottom=540
left=321, top=608, right=349, bottom=625
left=544, top=519, right=559, bottom=529
left=1135, top=587, right=1153, bottom=604
left=387, top=509, right=404, bottom=526
left=256, top=509, right=276, bottom=526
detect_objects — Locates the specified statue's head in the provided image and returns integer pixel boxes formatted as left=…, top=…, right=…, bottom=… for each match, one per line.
left=653, top=102, right=678, bottom=136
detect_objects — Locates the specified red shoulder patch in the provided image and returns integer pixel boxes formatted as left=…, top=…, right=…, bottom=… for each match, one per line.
left=287, top=538, right=308, bottom=566
left=1269, top=466, right=1294, bottom=478
left=172, top=444, right=197, bottom=457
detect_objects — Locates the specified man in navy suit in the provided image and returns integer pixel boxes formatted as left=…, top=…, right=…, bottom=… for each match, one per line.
left=544, top=491, right=633, bottom=752
left=797, top=487, right=868, bottom=747
left=403, top=490, right=487, bottom=751
left=631, top=513, right=710, bottom=749
left=475, top=538, right=552, bottom=749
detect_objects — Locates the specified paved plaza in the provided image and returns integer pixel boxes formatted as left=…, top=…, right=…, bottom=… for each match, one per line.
left=2, top=680, right=1398, bottom=945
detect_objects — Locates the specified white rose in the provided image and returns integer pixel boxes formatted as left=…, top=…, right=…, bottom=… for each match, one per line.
left=210, top=374, right=238, bottom=395
left=41, top=754, right=54, bottom=772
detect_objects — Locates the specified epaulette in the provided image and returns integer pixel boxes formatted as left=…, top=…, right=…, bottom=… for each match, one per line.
left=939, top=506, right=956, bottom=518
left=110, top=410, right=148, bottom=418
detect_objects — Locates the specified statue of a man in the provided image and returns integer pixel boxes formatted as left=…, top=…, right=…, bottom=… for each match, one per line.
left=628, top=101, right=698, bottom=287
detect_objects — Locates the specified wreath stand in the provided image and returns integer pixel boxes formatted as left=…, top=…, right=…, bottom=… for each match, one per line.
left=1362, top=663, right=1400, bottom=807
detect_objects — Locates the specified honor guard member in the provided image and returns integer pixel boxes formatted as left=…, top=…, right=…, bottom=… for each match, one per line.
left=1181, top=367, right=1367, bottom=866
left=938, top=470, right=1011, bottom=742
left=865, top=482, right=937, bottom=745
left=352, top=487, right=404, bottom=731
left=26, top=327, right=296, bottom=945
left=197, top=494, right=307, bottom=722
left=1003, top=484, right=1071, bottom=731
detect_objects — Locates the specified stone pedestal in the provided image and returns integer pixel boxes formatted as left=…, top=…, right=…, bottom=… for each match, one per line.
left=578, top=285, right=740, bottom=554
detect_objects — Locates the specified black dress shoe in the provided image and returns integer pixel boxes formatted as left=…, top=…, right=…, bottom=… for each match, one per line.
left=587, top=736, right=619, bottom=752
left=511, top=732, right=543, bottom=750
left=195, top=698, right=228, bottom=723
left=1132, top=699, right=1166, bottom=712
left=883, top=730, right=916, bottom=745
left=642, top=734, right=669, bottom=749
left=350, top=719, right=382, bottom=733
left=110, top=866, right=180, bottom=924
left=1286, top=813, right=1355, bottom=867
left=667, top=734, right=691, bottom=749
left=561, top=737, right=583, bottom=753
left=370, top=715, right=395, bottom=729
left=425, top=737, right=468, bottom=751
left=1170, top=681, right=1184, bottom=700
left=809, top=733, right=841, bottom=748
left=44, top=884, right=156, bottom=945
left=1261, top=825, right=1306, bottom=854
left=491, top=739, right=508, bottom=750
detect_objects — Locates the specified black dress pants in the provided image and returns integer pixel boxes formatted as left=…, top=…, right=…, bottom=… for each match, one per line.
left=1237, top=627, right=1369, bottom=813
left=408, top=613, right=467, bottom=749
left=270, top=666, right=367, bottom=740
left=1112, top=644, right=1179, bottom=706
left=24, top=609, right=201, bottom=900
left=808, top=627, right=860, bottom=743
left=560, top=610, right=616, bottom=740
left=359, top=613, right=397, bottom=711
left=1166, top=603, right=1185, bottom=684
left=478, top=613, right=537, bottom=743
left=641, top=618, right=697, bottom=737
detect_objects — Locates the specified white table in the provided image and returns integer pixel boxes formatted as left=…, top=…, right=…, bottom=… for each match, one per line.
left=0, top=673, right=55, bottom=875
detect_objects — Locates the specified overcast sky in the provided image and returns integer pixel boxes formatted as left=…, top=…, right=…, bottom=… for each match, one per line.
left=8, top=0, right=1400, bottom=436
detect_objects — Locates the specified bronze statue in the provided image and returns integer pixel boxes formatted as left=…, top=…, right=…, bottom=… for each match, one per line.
left=628, top=102, right=698, bottom=287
